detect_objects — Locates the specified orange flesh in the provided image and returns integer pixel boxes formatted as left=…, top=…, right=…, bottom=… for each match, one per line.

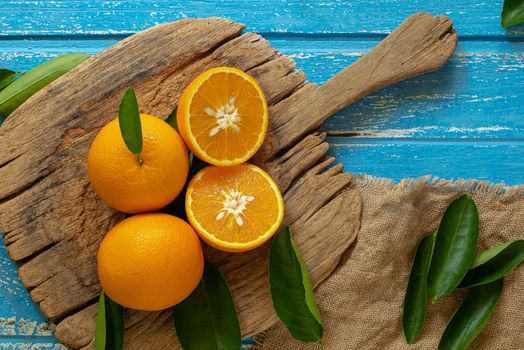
left=187, top=164, right=284, bottom=251
left=183, top=68, right=267, bottom=164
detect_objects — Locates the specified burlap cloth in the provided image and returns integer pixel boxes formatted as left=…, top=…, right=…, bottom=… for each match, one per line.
left=255, top=176, right=524, bottom=349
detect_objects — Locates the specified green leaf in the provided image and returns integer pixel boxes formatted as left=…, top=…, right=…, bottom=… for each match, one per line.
left=403, top=234, right=436, bottom=344
left=95, top=291, right=125, bottom=350
left=428, top=195, right=480, bottom=302
left=460, top=240, right=524, bottom=288
left=0, top=69, right=23, bottom=91
left=118, top=88, right=143, bottom=156
left=173, top=261, right=241, bottom=350
left=165, top=106, right=178, bottom=131
left=269, top=226, right=323, bottom=343
left=0, top=53, right=89, bottom=116
left=502, top=0, right=524, bottom=28
left=438, top=279, right=503, bottom=350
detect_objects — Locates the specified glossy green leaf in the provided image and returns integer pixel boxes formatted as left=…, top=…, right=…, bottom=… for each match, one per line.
left=95, top=291, right=125, bottom=350
left=438, top=279, right=503, bottom=350
left=428, top=195, right=479, bottom=302
left=165, top=106, right=178, bottom=131
left=118, top=88, right=143, bottom=156
left=460, top=240, right=524, bottom=288
left=0, top=69, right=23, bottom=91
left=270, top=226, right=323, bottom=343
left=0, top=53, right=89, bottom=116
left=502, top=0, right=524, bottom=28
left=403, top=234, right=435, bottom=344
left=173, top=261, right=240, bottom=350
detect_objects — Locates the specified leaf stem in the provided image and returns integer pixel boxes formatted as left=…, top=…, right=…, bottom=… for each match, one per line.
left=137, top=153, right=144, bottom=166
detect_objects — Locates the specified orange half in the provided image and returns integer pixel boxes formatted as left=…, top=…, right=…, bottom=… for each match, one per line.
left=186, top=163, right=284, bottom=252
left=177, top=67, right=268, bottom=166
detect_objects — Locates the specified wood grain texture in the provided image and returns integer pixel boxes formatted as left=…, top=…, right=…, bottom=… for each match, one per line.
left=0, top=13, right=456, bottom=349
left=0, top=0, right=520, bottom=36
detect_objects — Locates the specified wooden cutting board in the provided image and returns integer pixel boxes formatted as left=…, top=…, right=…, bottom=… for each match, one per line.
left=0, top=13, right=456, bottom=349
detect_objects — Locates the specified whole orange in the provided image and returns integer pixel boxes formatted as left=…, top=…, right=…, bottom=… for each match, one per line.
left=87, top=113, right=188, bottom=214
left=97, top=213, right=204, bottom=311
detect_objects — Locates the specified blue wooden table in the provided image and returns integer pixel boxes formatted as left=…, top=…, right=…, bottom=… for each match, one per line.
left=0, top=1, right=522, bottom=348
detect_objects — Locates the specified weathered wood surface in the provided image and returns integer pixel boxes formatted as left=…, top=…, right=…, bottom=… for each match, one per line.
left=0, top=13, right=455, bottom=348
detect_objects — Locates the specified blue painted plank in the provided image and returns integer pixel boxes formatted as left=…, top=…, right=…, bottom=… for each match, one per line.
left=0, top=0, right=522, bottom=36
left=0, top=38, right=522, bottom=139
left=0, top=39, right=118, bottom=70
left=328, top=137, right=524, bottom=185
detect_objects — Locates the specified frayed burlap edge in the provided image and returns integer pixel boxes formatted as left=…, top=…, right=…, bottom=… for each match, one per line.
left=252, top=174, right=524, bottom=349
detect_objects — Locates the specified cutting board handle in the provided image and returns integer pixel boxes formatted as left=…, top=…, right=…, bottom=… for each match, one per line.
left=259, top=12, right=457, bottom=161
left=316, top=12, right=457, bottom=118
